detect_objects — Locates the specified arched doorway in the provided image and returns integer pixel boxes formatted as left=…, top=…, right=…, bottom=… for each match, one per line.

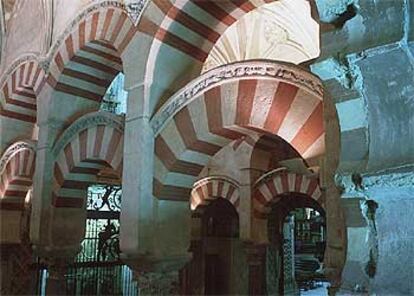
left=183, top=176, right=243, bottom=295
left=267, top=194, right=326, bottom=295
left=203, top=198, right=239, bottom=295
left=252, top=169, right=326, bottom=295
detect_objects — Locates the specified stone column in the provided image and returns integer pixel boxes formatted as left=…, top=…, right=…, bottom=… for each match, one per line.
left=318, top=91, right=347, bottom=295
left=135, top=270, right=180, bottom=295
left=0, top=243, right=36, bottom=295
left=30, top=118, right=64, bottom=249
left=0, top=244, right=15, bottom=294
left=121, top=84, right=192, bottom=291
left=282, top=216, right=298, bottom=296
left=34, top=246, right=78, bottom=296
left=120, top=83, right=155, bottom=258
left=45, top=258, right=69, bottom=295
left=239, top=168, right=252, bottom=241
left=245, top=243, right=266, bottom=295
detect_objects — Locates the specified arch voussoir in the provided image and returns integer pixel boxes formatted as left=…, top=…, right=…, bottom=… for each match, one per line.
left=152, top=61, right=324, bottom=201
left=0, top=141, right=36, bottom=210
left=190, top=176, right=240, bottom=211
left=252, top=168, right=323, bottom=219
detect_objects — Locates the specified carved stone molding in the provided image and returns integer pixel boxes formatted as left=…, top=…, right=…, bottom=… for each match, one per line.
left=52, top=111, right=124, bottom=157
left=0, top=54, right=39, bottom=89
left=254, top=167, right=289, bottom=187
left=151, top=60, right=324, bottom=134
left=0, top=141, right=36, bottom=175
left=192, top=175, right=240, bottom=190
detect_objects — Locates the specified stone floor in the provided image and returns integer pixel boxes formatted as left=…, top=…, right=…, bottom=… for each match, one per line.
left=300, top=282, right=329, bottom=296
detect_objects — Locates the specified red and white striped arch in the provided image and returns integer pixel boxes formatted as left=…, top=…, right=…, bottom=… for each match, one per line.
left=47, top=5, right=135, bottom=103
left=52, top=124, right=124, bottom=208
left=140, top=0, right=277, bottom=63
left=253, top=169, right=322, bottom=218
left=190, top=176, right=240, bottom=211
left=138, top=0, right=286, bottom=113
left=154, top=72, right=324, bottom=200
left=0, top=60, right=44, bottom=123
left=0, top=142, right=36, bottom=210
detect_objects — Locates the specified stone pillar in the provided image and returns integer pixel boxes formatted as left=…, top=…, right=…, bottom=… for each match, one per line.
left=120, top=83, right=155, bottom=257
left=121, top=84, right=192, bottom=289
left=320, top=92, right=347, bottom=294
left=0, top=243, right=36, bottom=295
left=239, top=168, right=252, bottom=241
left=33, top=246, right=78, bottom=296
left=135, top=270, right=180, bottom=295
left=282, top=216, right=298, bottom=296
left=45, top=258, right=69, bottom=295
left=245, top=243, right=266, bottom=295
left=30, top=119, right=63, bottom=248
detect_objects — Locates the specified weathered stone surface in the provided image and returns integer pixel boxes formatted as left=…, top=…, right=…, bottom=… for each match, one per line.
left=368, top=187, right=414, bottom=295
left=355, top=47, right=414, bottom=172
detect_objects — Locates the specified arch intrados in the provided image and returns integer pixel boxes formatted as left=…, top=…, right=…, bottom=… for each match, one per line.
left=44, top=5, right=134, bottom=118
left=52, top=113, right=124, bottom=208
left=271, top=192, right=325, bottom=219
left=253, top=169, right=323, bottom=218
left=143, top=0, right=321, bottom=113
left=153, top=61, right=324, bottom=200
left=0, top=58, right=44, bottom=124
left=152, top=60, right=323, bottom=129
left=190, top=176, right=240, bottom=211
left=201, top=197, right=240, bottom=238
left=0, top=141, right=36, bottom=209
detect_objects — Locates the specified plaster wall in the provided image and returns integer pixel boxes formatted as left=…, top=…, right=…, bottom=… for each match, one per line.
left=1, top=0, right=48, bottom=73
left=0, top=117, right=35, bottom=152
left=51, top=0, right=96, bottom=46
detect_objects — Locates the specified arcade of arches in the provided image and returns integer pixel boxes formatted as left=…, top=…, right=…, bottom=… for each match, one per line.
left=0, top=0, right=413, bottom=295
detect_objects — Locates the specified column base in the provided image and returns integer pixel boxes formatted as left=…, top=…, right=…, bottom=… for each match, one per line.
left=121, top=252, right=191, bottom=273
left=122, top=252, right=192, bottom=295
left=135, top=270, right=180, bottom=295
